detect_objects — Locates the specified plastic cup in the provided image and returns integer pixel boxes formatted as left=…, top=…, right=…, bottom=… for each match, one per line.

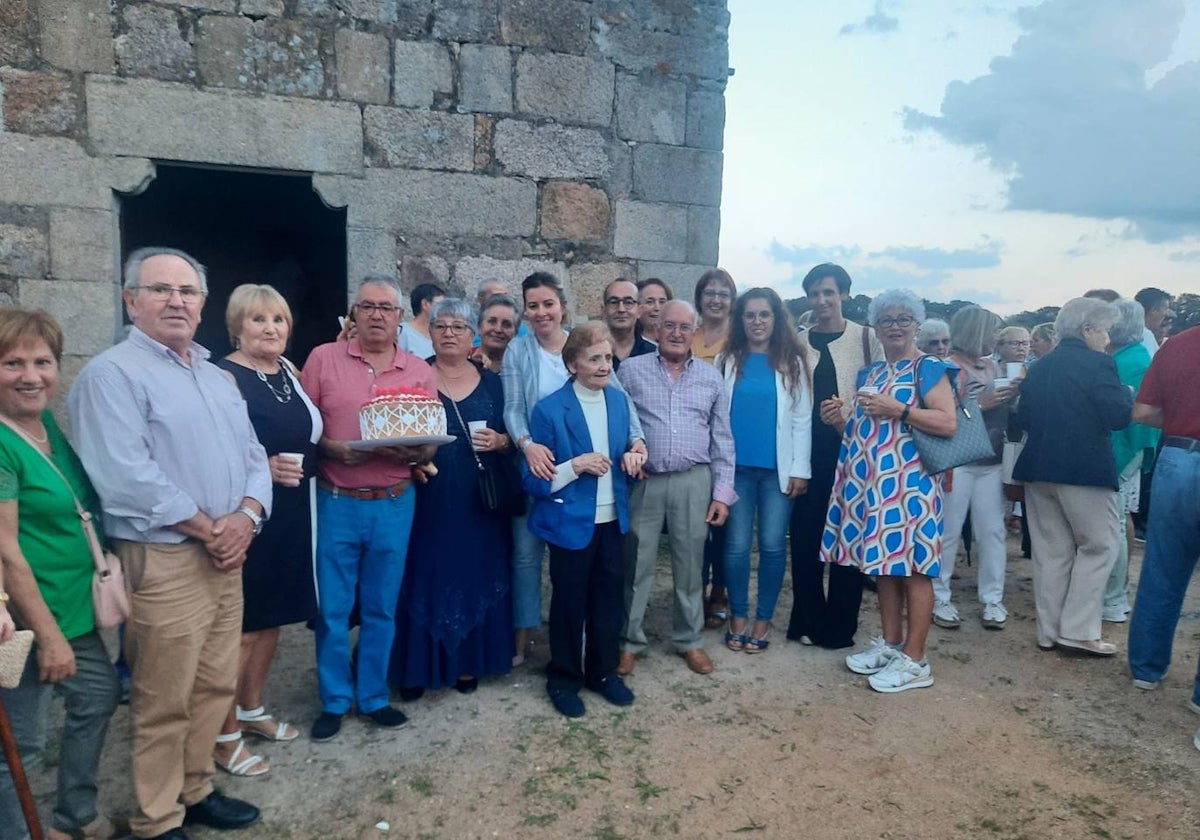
left=468, top=420, right=487, bottom=450
left=1006, top=362, right=1023, bottom=379
left=993, top=378, right=1012, bottom=389
left=857, top=385, right=880, bottom=396
left=279, top=451, right=305, bottom=469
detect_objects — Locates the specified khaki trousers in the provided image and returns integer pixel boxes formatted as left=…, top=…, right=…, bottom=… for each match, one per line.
left=115, top=540, right=243, bottom=838
left=622, top=465, right=710, bottom=653
left=1024, top=483, right=1120, bottom=645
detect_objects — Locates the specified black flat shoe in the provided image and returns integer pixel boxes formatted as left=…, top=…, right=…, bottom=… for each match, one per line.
left=184, top=792, right=260, bottom=830
left=310, top=711, right=343, bottom=742
left=360, top=705, right=410, bottom=728
left=454, top=677, right=478, bottom=694
left=145, top=829, right=189, bottom=840
left=399, top=686, right=425, bottom=702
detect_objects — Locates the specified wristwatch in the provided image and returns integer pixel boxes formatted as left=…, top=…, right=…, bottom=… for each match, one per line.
left=237, top=505, right=264, bottom=536
left=0, top=590, right=9, bottom=604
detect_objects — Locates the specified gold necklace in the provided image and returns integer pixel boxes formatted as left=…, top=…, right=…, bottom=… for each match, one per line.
left=11, top=418, right=48, bottom=444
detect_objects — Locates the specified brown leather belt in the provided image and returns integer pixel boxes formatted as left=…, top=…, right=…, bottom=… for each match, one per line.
left=317, top=479, right=412, bottom=500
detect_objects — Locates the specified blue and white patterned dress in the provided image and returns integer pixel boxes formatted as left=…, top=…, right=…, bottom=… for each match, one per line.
left=820, top=357, right=946, bottom=577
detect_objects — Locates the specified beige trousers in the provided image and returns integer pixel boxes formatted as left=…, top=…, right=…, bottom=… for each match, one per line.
left=1024, top=483, right=1120, bottom=645
left=622, top=465, right=711, bottom=653
left=115, top=540, right=243, bottom=838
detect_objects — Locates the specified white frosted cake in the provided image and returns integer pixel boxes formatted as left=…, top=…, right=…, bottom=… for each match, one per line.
left=359, top=388, right=447, bottom=440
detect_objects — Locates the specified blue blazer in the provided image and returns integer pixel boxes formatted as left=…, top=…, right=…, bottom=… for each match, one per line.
left=522, top=382, right=631, bottom=550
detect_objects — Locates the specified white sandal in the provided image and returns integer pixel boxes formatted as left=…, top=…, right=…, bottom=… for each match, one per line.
left=214, top=731, right=270, bottom=777
left=237, top=704, right=299, bottom=742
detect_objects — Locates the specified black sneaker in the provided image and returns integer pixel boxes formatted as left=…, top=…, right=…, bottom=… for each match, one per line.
left=183, top=792, right=260, bottom=830
left=591, top=674, right=635, bottom=707
left=310, top=712, right=343, bottom=742
left=361, top=705, right=410, bottom=728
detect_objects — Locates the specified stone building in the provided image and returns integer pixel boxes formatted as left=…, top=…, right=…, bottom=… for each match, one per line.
left=0, top=0, right=729, bottom=370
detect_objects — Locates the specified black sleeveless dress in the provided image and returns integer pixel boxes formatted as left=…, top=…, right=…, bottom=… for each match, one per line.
left=217, top=359, right=319, bottom=632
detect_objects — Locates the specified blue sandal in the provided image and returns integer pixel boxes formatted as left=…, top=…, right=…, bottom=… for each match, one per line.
left=745, top=626, right=772, bottom=654
left=724, top=627, right=748, bottom=652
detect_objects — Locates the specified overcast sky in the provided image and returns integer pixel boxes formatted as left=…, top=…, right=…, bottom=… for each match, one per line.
left=719, top=0, right=1200, bottom=313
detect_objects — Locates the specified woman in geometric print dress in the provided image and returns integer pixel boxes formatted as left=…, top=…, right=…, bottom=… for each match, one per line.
left=820, top=289, right=957, bottom=694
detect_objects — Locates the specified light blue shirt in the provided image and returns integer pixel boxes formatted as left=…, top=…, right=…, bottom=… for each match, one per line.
left=67, top=327, right=272, bottom=543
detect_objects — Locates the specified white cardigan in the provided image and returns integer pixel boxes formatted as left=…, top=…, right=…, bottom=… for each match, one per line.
left=715, top=353, right=813, bottom=494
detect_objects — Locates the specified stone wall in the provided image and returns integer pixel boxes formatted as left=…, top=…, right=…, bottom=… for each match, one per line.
left=0, top=0, right=729, bottom=366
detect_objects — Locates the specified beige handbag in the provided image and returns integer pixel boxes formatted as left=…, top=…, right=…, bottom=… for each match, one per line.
left=0, top=629, right=34, bottom=689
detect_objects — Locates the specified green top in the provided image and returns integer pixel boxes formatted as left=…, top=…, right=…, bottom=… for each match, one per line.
left=0, top=410, right=101, bottom=639
left=1111, top=343, right=1161, bottom=474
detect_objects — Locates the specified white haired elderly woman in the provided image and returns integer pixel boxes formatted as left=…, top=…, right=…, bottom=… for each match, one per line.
left=916, top=318, right=951, bottom=359
left=1101, top=299, right=1161, bottom=623
left=821, top=289, right=957, bottom=693
left=1013, top=298, right=1133, bottom=655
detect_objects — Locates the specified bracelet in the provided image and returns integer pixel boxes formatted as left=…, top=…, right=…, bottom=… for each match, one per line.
left=899, top=406, right=911, bottom=425
left=519, top=437, right=532, bottom=451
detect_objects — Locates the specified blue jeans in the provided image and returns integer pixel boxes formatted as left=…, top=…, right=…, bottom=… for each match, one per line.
left=315, top=487, right=415, bottom=715
left=512, top=509, right=547, bottom=629
left=1129, top=445, right=1200, bottom=703
left=724, top=466, right=795, bottom=622
left=0, top=632, right=119, bottom=840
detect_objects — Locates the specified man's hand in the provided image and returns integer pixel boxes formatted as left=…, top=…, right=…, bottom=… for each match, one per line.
left=786, top=478, right=809, bottom=498
left=524, top=442, right=557, bottom=481
left=374, top=443, right=436, bottom=465
left=705, top=500, right=729, bottom=526
left=205, top=513, right=255, bottom=568
left=324, top=439, right=369, bottom=466
left=37, top=627, right=77, bottom=683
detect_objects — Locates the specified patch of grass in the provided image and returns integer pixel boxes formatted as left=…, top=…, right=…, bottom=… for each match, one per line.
left=375, top=788, right=397, bottom=805
left=634, top=771, right=667, bottom=804
left=522, top=813, right=559, bottom=827
left=409, top=773, right=434, bottom=797
left=591, top=815, right=626, bottom=840
left=733, top=820, right=766, bottom=832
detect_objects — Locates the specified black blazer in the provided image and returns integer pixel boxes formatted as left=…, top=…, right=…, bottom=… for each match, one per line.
left=1013, top=338, right=1132, bottom=489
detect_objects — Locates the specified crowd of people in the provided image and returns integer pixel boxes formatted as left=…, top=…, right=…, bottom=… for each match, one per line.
left=0, top=248, right=1196, bottom=840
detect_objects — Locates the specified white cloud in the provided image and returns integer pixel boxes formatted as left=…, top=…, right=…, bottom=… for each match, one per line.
left=904, top=0, right=1200, bottom=241
left=839, top=1, right=900, bottom=36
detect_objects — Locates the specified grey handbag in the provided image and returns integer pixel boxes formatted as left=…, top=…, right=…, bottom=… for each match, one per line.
left=909, top=359, right=996, bottom=475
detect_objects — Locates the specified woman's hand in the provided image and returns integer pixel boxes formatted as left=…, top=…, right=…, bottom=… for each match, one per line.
left=980, top=385, right=1016, bottom=411
left=268, top=454, right=304, bottom=487
left=621, top=449, right=647, bottom=478
left=858, top=392, right=905, bottom=420
left=37, top=626, right=76, bottom=683
left=472, top=428, right=509, bottom=453
left=0, top=604, right=14, bottom=644
left=524, top=442, right=557, bottom=481
left=572, top=452, right=612, bottom=477
left=818, top=398, right=846, bottom=432
left=786, top=478, right=809, bottom=498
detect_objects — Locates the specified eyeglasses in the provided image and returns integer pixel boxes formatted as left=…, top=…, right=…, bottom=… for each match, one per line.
left=432, top=322, right=472, bottom=335
left=702, top=290, right=732, bottom=301
left=925, top=338, right=951, bottom=346
left=355, top=302, right=400, bottom=316
left=661, top=321, right=695, bottom=334
left=605, top=297, right=638, bottom=309
left=132, top=284, right=204, bottom=303
left=999, top=340, right=1031, bottom=347
left=743, top=311, right=774, bottom=322
left=875, top=316, right=916, bottom=328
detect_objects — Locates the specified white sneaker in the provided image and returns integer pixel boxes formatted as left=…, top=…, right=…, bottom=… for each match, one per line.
left=981, top=602, right=1007, bottom=630
left=1189, top=700, right=1200, bottom=715
left=845, top=636, right=901, bottom=675
left=1132, top=678, right=1160, bottom=691
left=1194, top=728, right=1200, bottom=753
left=1101, top=605, right=1131, bottom=623
left=868, top=653, right=934, bottom=693
left=932, top=600, right=961, bottom=629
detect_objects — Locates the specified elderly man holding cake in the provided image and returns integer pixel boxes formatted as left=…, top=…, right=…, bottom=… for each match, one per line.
left=300, top=275, right=438, bottom=743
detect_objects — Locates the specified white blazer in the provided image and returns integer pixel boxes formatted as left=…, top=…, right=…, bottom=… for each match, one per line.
left=715, top=353, right=813, bottom=493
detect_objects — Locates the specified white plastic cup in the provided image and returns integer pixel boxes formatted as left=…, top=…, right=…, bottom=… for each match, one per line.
left=279, top=451, right=305, bottom=469
left=1006, top=362, right=1023, bottom=379
left=857, top=385, right=880, bottom=397
left=993, top=378, right=1012, bottom=389
left=468, top=420, right=487, bottom=450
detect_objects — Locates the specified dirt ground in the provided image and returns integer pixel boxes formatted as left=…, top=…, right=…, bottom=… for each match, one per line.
left=30, top=535, right=1200, bottom=839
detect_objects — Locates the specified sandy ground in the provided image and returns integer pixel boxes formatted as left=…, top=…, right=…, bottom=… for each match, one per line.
left=25, top=535, right=1200, bottom=839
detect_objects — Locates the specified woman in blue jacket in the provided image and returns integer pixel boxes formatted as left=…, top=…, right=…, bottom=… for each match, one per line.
left=523, top=323, right=647, bottom=718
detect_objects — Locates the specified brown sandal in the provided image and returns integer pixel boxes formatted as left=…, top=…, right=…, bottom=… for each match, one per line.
left=705, top=589, right=730, bottom=629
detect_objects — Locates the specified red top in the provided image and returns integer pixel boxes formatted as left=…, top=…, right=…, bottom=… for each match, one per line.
left=1136, top=325, right=1200, bottom=439
left=300, top=338, right=438, bottom=488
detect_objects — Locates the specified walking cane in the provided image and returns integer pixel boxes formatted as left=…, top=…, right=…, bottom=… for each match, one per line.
left=0, top=694, right=44, bottom=840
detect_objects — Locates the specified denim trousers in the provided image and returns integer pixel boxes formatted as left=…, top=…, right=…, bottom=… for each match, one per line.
left=512, top=509, right=547, bottom=629
left=315, top=487, right=415, bottom=715
left=1128, top=445, right=1200, bottom=703
left=724, top=466, right=795, bottom=622
left=0, top=632, right=119, bottom=840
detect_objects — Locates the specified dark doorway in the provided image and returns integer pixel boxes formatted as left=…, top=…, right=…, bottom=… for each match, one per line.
left=119, top=164, right=347, bottom=366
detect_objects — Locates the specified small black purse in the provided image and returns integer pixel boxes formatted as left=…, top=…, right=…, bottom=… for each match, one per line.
left=445, top=390, right=526, bottom=516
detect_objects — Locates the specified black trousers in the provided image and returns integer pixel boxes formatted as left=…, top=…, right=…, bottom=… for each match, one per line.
left=786, top=479, right=863, bottom=648
left=547, top=520, right=626, bottom=693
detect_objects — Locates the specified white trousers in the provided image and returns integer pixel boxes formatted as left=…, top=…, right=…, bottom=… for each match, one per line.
left=933, top=463, right=1008, bottom=606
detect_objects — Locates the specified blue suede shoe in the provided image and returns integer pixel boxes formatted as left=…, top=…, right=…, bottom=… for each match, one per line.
left=548, top=688, right=586, bottom=718
left=591, top=674, right=635, bottom=707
